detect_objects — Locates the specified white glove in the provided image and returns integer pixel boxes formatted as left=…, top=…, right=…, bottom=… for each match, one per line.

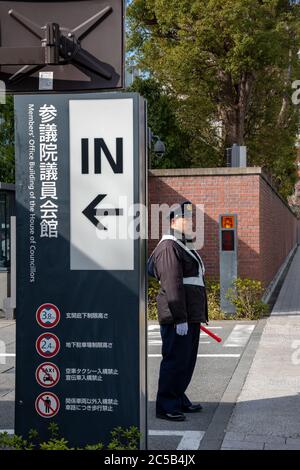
left=176, top=322, right=188, bottom=336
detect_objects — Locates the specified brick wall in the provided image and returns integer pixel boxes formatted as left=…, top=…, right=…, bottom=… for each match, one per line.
left=259, top=177, right=298, bottom=287
left=148, top=167, right=299, bottom=288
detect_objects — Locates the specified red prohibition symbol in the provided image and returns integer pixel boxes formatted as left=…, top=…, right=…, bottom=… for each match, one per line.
left=35, top=392, right=60, bottom=418
left=36, top=303, right=61, bottom=328
left=36, top=333, right=60, bottom=359
left=35, top=362, right=60, bottom=388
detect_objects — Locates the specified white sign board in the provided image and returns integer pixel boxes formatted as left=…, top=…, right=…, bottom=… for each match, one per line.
left=69, top=99, right=134, bottom=270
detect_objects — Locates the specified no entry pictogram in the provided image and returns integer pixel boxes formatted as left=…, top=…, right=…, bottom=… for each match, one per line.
left=35, top=362, right=60, bottom=388
left=35, top=392, right=60, bottom=418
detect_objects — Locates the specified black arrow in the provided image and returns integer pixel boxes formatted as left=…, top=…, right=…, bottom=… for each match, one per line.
left=82, top=194, right=123, bottom=230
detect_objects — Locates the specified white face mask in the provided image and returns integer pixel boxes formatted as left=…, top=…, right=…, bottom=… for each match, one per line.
left=171, top=216, right=192, bottom=232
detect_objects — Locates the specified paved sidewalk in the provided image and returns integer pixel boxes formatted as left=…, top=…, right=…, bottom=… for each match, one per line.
left=221, top=246, right=300, bottom=450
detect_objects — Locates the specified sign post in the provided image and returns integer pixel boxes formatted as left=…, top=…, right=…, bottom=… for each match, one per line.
left=219, top=214, right=238, bottom=314
left=14, top=92, right=147, bottom=448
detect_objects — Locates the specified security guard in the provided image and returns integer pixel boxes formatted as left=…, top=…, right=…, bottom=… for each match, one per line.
left=150, top=200, right=208, bottom=421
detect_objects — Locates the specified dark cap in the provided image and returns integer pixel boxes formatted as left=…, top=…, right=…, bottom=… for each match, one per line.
left=169, top=200, right=193, bottom=221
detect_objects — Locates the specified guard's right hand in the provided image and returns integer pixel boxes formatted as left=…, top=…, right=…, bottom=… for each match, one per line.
left=176, top=322, right=188, bottom=336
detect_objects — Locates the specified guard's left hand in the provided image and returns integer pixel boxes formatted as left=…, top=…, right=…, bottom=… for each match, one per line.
left=176, top=322, right=188, bottom=336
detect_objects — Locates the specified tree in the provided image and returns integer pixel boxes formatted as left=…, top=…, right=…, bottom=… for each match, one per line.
left=127, top=0, right=300, bottom=198
left=128, top=76, right=220, bottom=168
left=0, top=95, right=14, bottom=183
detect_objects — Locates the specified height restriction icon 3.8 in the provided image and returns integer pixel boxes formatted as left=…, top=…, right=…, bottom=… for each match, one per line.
left=35, top=392, right=60, bottom=418
left=36, top=333, right=60, bottom=359
left=36, top=303, right=61, bottom=328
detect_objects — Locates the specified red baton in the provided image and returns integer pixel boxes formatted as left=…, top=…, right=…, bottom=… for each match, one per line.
left=200, top=325, right=222, bottom=343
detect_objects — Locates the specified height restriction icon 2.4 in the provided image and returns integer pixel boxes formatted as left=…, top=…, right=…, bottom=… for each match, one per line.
left=36, top=303, right=61, bottom=328
left=35, top=392, right=60, bottom=418
left=36, top=333, right=60, bottom=359
left=35, top=362, right=60, bottom=388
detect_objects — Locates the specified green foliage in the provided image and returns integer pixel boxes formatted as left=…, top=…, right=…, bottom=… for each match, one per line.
left=147, top=274, right=268, bottom=321
left=148, top=276, right=160, bottom=320
left=128, top=76, right=218, bottom=168
left=0, top=95, right=15, bottom=183
left=226, top=277, right=270, bottom=320
left=0, top=432, right=35, bottom=450
left=48, top=421, right=59, bottom=439
left=0, top=422, right=140, bottom=451
left=107, top=426, right=141, bottom=451
left=84, top=443, right=104, bottom=450
left=40, top=438, right=73, bottom=451
left=39, top=422, right=74, bottom=450
left=205, top=276, right=226, bottom=320
left=127, top=0, right=300, bottom=199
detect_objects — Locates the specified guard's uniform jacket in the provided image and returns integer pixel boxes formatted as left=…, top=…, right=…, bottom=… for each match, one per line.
left=152, top=235, right=208, bottom=325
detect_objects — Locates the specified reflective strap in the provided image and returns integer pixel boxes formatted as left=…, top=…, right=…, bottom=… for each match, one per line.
left=161, top=235, right=205, bottom=276
left=183, top=276, right=205, bottom=287
left=159, top=277, right=205, bottom=287
left=156, top=235, right=206, bottom=286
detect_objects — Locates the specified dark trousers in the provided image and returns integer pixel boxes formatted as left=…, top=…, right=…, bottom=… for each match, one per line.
left=156, top=322, right=200, bottom=414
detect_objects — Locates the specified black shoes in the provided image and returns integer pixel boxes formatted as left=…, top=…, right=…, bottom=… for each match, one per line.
left=156, top=411, right=186, bottom=421
left=156, top=404, right=203, bottom=420
left=182, top=403, right=203, bottom=413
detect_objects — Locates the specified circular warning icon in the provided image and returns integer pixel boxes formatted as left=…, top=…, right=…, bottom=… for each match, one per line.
left=36, top=303, right=60, bottom=328
left=35, top=392, right=60, bottom=418
left=35, top=362, right=60, bottom=388
left=36, top=333, right=60, bottom=358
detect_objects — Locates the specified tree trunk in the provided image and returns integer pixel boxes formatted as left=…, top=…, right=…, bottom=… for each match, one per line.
left=218, top=71, right=255, bottom=148
left=277, top=49, right=292, bottom=127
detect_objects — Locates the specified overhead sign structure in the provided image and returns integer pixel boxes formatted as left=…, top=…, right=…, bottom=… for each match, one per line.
left=0, top=0, right=125, bottom=92
left=14, top=92, right=147, bottom=448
